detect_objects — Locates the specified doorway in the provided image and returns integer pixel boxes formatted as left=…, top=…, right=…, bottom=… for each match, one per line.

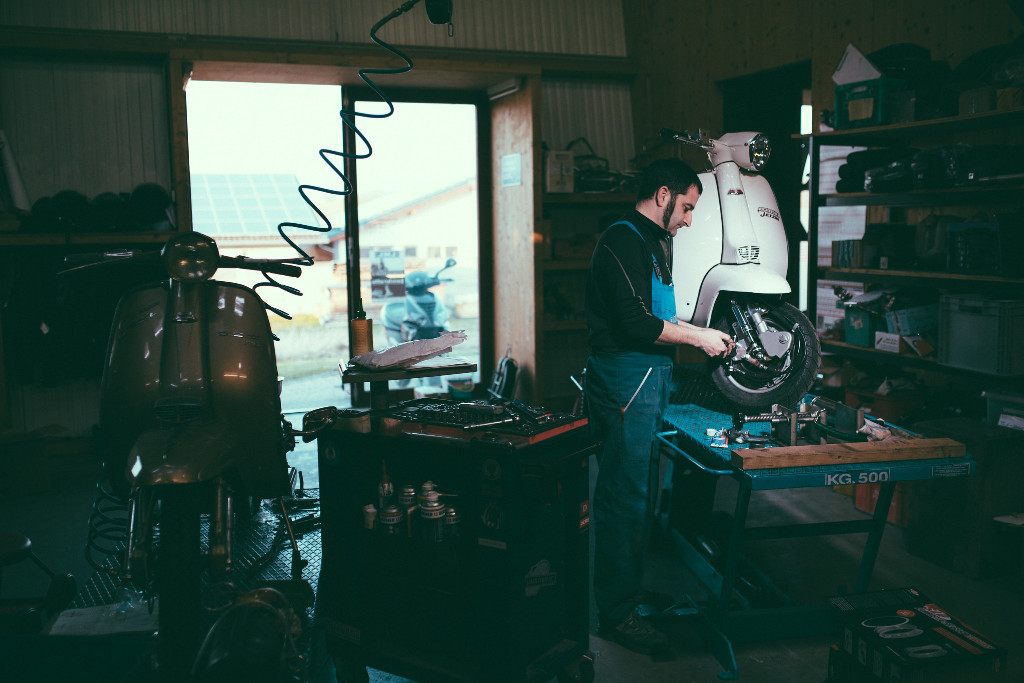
left=186, top=82, right=485, bottom=484
left=719, top=61, right=811, bottom=309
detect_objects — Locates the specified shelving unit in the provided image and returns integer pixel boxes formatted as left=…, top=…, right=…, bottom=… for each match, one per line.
left=805, top=108, right=1024, bottom=380
left=535, top=191, right=633, bottom=408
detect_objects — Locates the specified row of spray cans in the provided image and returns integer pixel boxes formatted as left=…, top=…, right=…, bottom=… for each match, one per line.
left=363, top=469, right=460, bottom=543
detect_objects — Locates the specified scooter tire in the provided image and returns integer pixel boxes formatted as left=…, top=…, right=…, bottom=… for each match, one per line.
left=156, top=485, right=204, bottom=677
left=709, top=301, right=820, bottom=411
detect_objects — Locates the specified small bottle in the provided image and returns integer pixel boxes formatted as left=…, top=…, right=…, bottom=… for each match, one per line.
left=362, top=504, right=378, bottom=531
left=419, top=491, right=446, bottom=543
left=378, top=472, right=394, bottom=511
left=350, top=307, right=374, bottom=358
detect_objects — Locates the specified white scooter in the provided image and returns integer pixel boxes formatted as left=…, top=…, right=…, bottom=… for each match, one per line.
left=664, top=128, right=820, bottom=410
left=381, top=258, right=456, bottom=346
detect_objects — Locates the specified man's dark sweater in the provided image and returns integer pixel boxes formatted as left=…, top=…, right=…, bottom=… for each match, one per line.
left=585, top=208, right=675, bottom=358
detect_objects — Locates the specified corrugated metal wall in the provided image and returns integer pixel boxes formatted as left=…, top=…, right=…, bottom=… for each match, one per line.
left=542, top=79, right=635, bottom=174
left=0, top=0, right=631, bottom=204
left=0, top=56, right=171, bottom=202
left=1, top=0, right=627, bottom=56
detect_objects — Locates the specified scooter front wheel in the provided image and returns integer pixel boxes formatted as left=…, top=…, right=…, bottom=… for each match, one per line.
left=708, top=301, right=820, bottom=411
left=156, top=485, right=204, bottom=677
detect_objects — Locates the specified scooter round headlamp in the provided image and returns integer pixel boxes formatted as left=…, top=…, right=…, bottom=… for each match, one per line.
left=162, top=232, right=220, bottom=282
left=748, top=134, right=771, bottom=171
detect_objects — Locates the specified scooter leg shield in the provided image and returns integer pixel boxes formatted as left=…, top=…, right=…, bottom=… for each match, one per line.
left=688, top=265, right=790, bottom=327
left=127, top=422, right=241, bottom=488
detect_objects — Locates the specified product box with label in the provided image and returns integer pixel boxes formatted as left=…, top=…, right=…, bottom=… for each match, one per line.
left=830, top=587, right=1007, bottom=682
left=835, top=78, right=906, bottom=129
left=544, top=150, right=574, bottom=193
left=885, top=304, right=938, bottom=336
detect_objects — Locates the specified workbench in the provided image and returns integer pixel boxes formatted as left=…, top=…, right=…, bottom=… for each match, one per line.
left=654, top=399, right=974, bottom=680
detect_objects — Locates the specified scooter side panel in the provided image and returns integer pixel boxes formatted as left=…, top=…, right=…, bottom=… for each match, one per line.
left=204, top=282, right=290, bottom=497
left=674, top=172, right=724, bottom=323
left=739, top=173, right=789, bottom=275
left=98, top=284, right=168, bottom=498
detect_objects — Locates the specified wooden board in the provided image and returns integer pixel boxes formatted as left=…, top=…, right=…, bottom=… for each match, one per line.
left=731, top=437, right=966, bottom=471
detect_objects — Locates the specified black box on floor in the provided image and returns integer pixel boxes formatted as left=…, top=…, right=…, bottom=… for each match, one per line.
left=904, top=418, right=1024, bottom=578
left=829, top=587, right=1007, bottom=682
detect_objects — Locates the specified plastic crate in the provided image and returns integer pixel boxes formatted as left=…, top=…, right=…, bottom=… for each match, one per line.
left=939, top=295, right=1024, bottom=375
left=834, top=78, right=904, bottom=129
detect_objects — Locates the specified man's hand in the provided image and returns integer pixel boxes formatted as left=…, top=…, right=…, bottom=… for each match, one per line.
left=695, top=327, right=735, bottom=358
left=656, top=320, right=735, bottom=357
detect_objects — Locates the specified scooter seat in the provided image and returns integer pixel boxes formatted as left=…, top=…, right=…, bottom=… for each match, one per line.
left=381, top=303, right=406, bottom=330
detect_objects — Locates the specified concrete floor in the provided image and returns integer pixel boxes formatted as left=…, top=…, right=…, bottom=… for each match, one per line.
left=2, top=434, right=1022, bottom=683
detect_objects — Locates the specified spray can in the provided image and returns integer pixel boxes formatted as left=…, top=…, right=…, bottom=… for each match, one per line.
left=444, top=505, right=461, bottom=540
left=399, top=484, right=418, bottom=537
left=419, top=491, right=446, bottom=543
left=380, top=505, right=404, bottom=536
left=418, top=480, right=436, bottom=505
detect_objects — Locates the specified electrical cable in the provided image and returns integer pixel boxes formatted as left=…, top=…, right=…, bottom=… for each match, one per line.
left=253, top=0, right=449, bottom=321
left=84, top=478, right=129, bottom=576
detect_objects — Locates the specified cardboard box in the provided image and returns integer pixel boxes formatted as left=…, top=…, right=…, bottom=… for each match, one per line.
left=854, top=481, right=908, bottom=526
left=835, top=78, right=905, bottom=129
left=885, top=304, right=939, bottom=336
left=830, top=588, right=1007, bottom=682
left=873, top=331, right=908, bottom=354
left=958, top=86, right=996, bottom=116
left=545, top=150, right=574, bottom=193
left=831, top=239, right=863, bottom=268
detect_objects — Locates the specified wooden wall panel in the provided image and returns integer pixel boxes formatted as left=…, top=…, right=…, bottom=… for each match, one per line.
left=0, top=0, right=628, bottom=56
left=625, top=0, right=1021, bottom=150
left=490, top=77, right=539, bottom=403
left=807, top=1, right=1021, bottom=133
left=541, top=79, right=634, bottom=173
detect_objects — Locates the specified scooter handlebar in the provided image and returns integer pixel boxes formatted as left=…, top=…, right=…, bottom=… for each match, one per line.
left=661, top=127, right=711, bottom=148
left=218, top=255, right=302, bottom=278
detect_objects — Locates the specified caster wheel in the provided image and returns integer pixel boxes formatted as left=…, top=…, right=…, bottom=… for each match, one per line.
left=557, top=652, right=595, bottom=683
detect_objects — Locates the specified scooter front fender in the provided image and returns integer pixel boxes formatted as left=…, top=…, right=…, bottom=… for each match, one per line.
left=685, top=264, right=791, bottom=327
left=126, top=421, right=240, bottom=488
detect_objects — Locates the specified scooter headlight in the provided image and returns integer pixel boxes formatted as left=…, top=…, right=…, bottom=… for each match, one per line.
left=162, top=232, right=220, bottom=282
left=748, top=134, right=771, bottom=171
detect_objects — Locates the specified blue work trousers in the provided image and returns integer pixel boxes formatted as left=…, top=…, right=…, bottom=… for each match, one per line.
left=586, top=351, right=673, bottom=624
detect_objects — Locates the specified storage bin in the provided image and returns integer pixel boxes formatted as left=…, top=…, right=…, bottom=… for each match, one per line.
left=834, top=78, right=905, bottom=129
left=843, top=307, right=878, bottom=347
left=939, top=295, right=1024, bottom=375
left=981, top=390, right=1024, bottom=427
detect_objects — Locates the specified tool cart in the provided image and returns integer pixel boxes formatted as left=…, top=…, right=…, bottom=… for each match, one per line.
left=314, top=400, right=598, bottom=683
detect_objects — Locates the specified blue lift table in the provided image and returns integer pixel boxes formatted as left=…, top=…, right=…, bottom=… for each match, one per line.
left=655, top=401, right=975, bottom=680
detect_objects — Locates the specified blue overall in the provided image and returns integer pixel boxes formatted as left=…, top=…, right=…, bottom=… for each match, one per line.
left=588, top=220, right=676, bottom=625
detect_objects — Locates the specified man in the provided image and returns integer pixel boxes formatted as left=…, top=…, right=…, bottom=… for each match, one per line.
left=584, top=158, right=733, bottom=654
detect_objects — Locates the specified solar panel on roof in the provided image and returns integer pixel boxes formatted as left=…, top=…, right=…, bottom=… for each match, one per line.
left=190, top=173, right=328, bottom=238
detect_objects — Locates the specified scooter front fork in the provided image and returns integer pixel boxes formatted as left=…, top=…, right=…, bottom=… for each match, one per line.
left=209, top=477, right=233, bottom=578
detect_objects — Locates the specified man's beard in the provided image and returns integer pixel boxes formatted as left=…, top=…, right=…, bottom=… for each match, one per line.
left=661, top=192, right=678, bottom=232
